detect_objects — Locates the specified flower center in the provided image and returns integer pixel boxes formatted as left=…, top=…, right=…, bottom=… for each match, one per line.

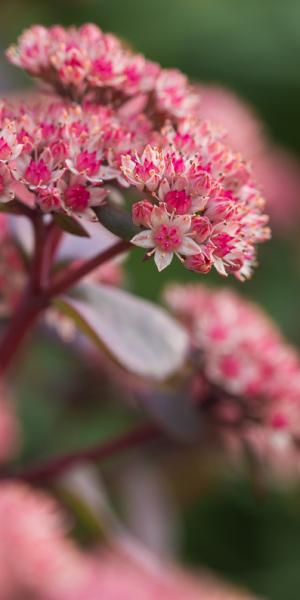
left=25, top=159, right=51, bottom=186
left=75, top=151, right=101, bottom=176
left=165, top=189, right=191, bottom=215
left=153, top=223, right=182, bottom=251
left=65, top=184, right=90, bottom=211
left=92, top=58, right=113, bottom=79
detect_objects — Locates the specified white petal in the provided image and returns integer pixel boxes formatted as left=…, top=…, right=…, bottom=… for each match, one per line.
left=131, top=230, right=154, bottom=249
left=154, top=249, right=173, bottom=271
left=173, top=213, right=191, bottom=233
left=179, top=236, right=201, bottom=256
left=51, top=168, right=65, bottom=182
left=213, top=256, right=228, bottom=277
left=150, top=204, right=169, bottom=227
left=11, top=145, right=24, bottom=160
left=0, top=191, right=14, bottom=203
left=147, top=174, right=160, bottom=192
left=65, top=159, right=79, bottom=175
left=158, top=178, right=170, bottom=201
left=97, top=166, right=118, bottom=181
left=191, top=196, right=208, bottom=212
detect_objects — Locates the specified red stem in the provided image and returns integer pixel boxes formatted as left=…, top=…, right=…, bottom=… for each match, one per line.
left=15, top=422, right=161, bottom=483
left=0, top=231, right=131, bottom=374
left=47, top=239, right=131, bottom=298
left=0, top=287, right=48, bottom=375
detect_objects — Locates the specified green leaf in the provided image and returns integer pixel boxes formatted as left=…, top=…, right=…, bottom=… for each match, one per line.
left=0, top=200, right=28, bottom=215
left=136, top=385, right=201, bottom=441
left=54, top=283, right=188, bottom=380
left=94, top=202, right=140, bottom=241
left=54, top=213, right=90, bottom=238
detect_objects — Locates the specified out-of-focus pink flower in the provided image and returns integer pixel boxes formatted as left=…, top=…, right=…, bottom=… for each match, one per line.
left=255, top=147, right=300, bottom=232
left=198, top=85, right=300, bottom=233
left=164, top=284, right=300, bottom=448
left=198, top=85, right=265, bottom=159
left=0, top=482, right=259, bottom=599
left=0, top=481, right=93, bottom=599
left=76, top=543, right=260, bottom=600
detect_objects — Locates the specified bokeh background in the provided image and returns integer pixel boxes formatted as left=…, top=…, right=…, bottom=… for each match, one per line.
left=2, top=2, right=300, bottom=598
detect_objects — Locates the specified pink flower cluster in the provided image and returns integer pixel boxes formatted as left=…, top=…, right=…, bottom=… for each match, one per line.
left=0, top=481, right=258, bottom=600
left=3, top=24, right=270, bottom=279
left=0, top=98, right=142, bottom=218
left=165, top=284, right=300, bottom=442
left=0, top=482, right=93, bottom=599
left=125, top=120, right=270, bottom=277
left=7, top=24, right=200, bottom=118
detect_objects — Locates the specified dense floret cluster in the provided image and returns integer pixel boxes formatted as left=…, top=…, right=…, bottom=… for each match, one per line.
left=0, top=481, right=259, bottom=599
left=2, top=24, right=270, bottom=278
left=165, top=284, right=300, bottom=442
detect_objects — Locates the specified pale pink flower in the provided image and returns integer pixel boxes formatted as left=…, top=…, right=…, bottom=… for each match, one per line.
left=131, top=204, right=201, bottom=271
left=77, top=543, right=259, bottom=600
left=0, top=482, right=259, bottom=599
left=164, top=283, right=300, bottom=446
left=255, top=147, right=300, bottom=232
left=0, top=482, right=93, bottom=599
left=198, top=85, right=265, bottom=158
left=198, top=84, right=300, bottom=233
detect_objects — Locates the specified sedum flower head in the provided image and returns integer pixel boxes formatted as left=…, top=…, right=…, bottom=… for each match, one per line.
left=125, top=120, right=270, bottom=278
left=0, top=481, right=93, bottom=598
left=7, top=24, right=199, bottom=118
left=4, top=24, right=270, bottom=279
left=165, top=283, right=300, bottom=444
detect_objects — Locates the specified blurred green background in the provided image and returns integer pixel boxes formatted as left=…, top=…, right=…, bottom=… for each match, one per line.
left=2, top=2, right=300, bottom=598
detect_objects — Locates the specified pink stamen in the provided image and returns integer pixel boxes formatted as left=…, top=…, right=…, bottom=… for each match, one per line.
left=64, top=184, right=90, bottom=211
left=165, top=189, right=192, bottom=215
left=25, top=159, right=51, bottom=186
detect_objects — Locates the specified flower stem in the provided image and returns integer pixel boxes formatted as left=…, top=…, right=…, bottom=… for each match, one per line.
left=0, top=287, right=48, bottom=375
left=47, top=239, right=131, bottom=298
left=0, top=228, right=130, bottom=374
left=15, top=422, right=161, bottom=483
